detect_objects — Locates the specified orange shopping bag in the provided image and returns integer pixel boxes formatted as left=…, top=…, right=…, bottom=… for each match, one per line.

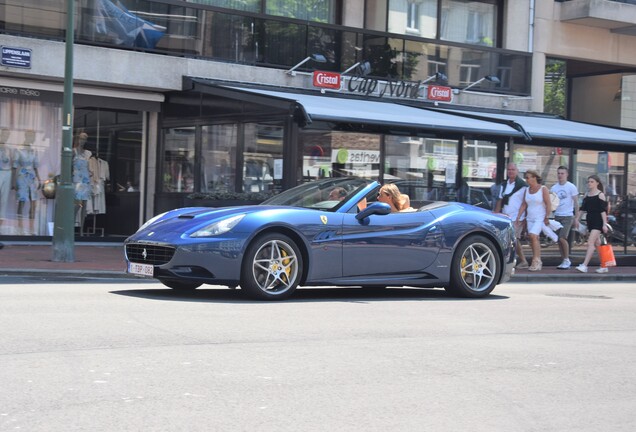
left=597, top=235, right=617, bottom=268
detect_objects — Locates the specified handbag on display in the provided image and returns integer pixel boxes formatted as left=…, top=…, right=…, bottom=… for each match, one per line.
left=597, top=234, right=617, bottom=268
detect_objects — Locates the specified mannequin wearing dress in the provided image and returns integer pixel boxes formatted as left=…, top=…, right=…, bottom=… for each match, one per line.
left=11, top=129, right=41, bottom=234
left=0, top=128, right=12, bottom=235
left=72, top=132, right=93, bottom=235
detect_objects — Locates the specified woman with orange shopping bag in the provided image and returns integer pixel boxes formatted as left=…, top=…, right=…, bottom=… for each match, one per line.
left=576, top=175, right=610, bottom=273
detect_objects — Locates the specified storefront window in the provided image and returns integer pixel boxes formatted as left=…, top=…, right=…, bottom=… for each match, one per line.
left=575, top=149, right=626, bottom=248
left=385, top=135, right=459, bottom=204
left=243, top=122, right=283, bottom=193
left=300, top=130, right=381, bottom=182
left=510, top=144, right=569, bottom=187
left=162, top=127, right=195, bottom=192
left=0, top=91, right=62, bottom=237
left=461, top=139, right=498, bottom=209
left=201, top=124, right=238, bottom=193
left=626, top=153, right=636, bottom=252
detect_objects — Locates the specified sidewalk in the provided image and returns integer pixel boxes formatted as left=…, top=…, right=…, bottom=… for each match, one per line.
left=0, top=242, right=634, bottom=282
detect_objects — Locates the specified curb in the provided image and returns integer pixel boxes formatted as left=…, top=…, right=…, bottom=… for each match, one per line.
left=0, top=268, right=633, bottom=282
left=509, top=272, right=632, bottom=282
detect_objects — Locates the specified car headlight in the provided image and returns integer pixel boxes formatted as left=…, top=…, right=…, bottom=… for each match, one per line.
left=137, top=211, right=168, bottom=232
left=190, top=214, right=246, bottom=238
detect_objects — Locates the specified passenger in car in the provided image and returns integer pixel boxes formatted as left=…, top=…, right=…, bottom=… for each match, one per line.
left=377, top=184, right=403, bottom=212
left=399, top=194, right=415, bottom=212
left=328, top=187, right=347, bottom=201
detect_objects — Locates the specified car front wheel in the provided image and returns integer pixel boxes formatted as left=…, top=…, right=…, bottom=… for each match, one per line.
left=241, top=233, right=303, bottom=301
left=446, top=235, right=500, bottom=298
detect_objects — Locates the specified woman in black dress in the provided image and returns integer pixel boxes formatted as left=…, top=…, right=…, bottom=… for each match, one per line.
left=576, top=175, right=609, bottom=273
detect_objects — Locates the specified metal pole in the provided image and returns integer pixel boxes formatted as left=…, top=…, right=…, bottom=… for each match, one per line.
left=52, top=0, right=75, bottom=262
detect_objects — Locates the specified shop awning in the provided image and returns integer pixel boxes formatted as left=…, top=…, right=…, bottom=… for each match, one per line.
left=185, top=78, right=524, bottom=138
left=431, top=108, right=636, bottom=147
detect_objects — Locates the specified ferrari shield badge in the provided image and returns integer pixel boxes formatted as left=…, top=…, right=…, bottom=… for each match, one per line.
left=320, top=215, right=328, bottom=225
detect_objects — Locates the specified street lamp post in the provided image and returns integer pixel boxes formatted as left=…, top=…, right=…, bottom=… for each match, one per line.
left=52, top=0, right=75, bottom=262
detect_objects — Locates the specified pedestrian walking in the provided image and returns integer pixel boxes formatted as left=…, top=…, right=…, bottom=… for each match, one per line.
left=515, top=169, right=558, bottom=271
left=550, top=166, right=580, bottom=269
left=576, top=175, right=610, bottom=273
left=493, top=163, right=528, bottom=268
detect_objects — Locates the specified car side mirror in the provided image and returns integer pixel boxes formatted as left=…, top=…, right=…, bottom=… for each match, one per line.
left=356, top=202, right=392, bottom=221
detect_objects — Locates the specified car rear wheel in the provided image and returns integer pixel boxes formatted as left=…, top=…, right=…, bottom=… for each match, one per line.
left=446, top=235, right=500, bottom=298
left=241, top=233, right=303, bottom=301
left=159, top=279, right=202, bottom=291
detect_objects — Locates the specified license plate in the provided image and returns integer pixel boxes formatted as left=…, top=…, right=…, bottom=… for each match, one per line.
left=128, top=262, right=154, bottom=276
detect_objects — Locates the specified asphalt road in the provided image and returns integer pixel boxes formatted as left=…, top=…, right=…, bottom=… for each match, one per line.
left=1, top=280, right=635, bottom=432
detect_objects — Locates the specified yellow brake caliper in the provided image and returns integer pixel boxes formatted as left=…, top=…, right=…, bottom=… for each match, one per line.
left=281, top=249, right=291, bottom=282
left=461, top=256, right=467, bottom=278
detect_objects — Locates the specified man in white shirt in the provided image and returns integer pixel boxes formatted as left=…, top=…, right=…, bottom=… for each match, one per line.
left=550, top=166, right=580, bottom=269
left=494, top=163, right=528, bottom=269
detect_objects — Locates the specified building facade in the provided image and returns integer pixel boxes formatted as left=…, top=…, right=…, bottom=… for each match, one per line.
left=1, top=0, right=636, bottom=254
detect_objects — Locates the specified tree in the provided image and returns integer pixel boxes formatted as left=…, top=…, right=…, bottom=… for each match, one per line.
left=544, top=59, right=566, bottom=117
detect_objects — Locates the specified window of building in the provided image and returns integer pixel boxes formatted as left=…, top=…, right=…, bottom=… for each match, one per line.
left=201, top=124, right=238, bottom=193
left=299, top=130, right=381, bottom=182
left=385, top=135, right=459, bottom=203
left=388, top=0, right=437, bottom=39
left=242, top=122, right=283, bottom=194
left=461, top=139, right=498, bottom=209
left=190, top=0, right=335, bottom=22
left=0, top=93, right=62, bottom=237
left=407, top=2, right=420, bottom=32
left=162, top=127, right=196, bottom=193
left=440, top=0, right=497, bottom=46
left=387, top=0, right=497, bottom=46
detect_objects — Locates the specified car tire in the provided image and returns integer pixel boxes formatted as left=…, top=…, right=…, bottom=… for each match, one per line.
left=446, top=235, right=501, bottom=298
left=241, top=233, right=303, bottom=301
left=159, top=279, right=202, bottom=291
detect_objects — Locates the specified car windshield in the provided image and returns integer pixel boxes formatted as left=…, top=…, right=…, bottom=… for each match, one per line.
left=262, top=178, right=373, bottom=210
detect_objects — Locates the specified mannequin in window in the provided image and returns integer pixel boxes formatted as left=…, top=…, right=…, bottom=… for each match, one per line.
left=0, top=127, right=12, bottom=238
left=72, top=132, right=93, bottom=235
left=11, top=129, right=41, bottom=235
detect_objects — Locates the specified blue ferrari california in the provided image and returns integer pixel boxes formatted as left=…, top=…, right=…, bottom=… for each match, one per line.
left=125, top=178, right=516, bottom=300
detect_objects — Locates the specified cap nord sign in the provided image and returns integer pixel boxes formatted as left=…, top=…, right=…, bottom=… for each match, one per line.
left=313, top=71, right=341, bottom=90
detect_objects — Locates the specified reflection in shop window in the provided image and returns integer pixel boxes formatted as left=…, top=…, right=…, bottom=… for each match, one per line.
left=511, top=144, right=569, bottom=189
left=440, top=0, right=497, bottom=46
left=201, top=124, right=237, bottom=193
left=243, top=123, right=283, bottom=193
left=385, top=135, right=458, bottom=205
left=162, top=127, right=195, bottom=192
left=300, top=131, right=381, bottom=182
left=461, top=139, right=498, bottom=210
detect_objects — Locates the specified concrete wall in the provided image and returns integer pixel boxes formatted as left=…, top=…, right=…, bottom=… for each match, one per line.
left=503, top=0, right=532, bottom=52
left=570, top=74, right=622, bottom=127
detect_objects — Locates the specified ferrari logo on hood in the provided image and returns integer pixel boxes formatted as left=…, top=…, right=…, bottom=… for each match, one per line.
left=320, top=215, right=328, bottom=225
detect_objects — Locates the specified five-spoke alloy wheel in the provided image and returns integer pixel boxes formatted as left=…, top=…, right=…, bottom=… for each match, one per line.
left=447, top=235, right=500, bottom=298
left=241, top=233, right=303, bottom=300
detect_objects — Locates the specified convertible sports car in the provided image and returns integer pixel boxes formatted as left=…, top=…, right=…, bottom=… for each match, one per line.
left=125, top=178, right=516, bottom=300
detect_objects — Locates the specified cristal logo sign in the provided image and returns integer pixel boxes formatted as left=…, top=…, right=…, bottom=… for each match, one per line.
left=427, top=85, right=452, bottom=102
left=313, top=71, right=341, bottom=89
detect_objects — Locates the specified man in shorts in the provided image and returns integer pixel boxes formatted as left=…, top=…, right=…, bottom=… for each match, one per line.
left=550, top=166, right=580, bottom=269
left=494, top=162, right=528, bottom=269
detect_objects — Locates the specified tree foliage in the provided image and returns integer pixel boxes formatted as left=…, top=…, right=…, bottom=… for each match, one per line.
left=544, top=59, right=566, bottom=117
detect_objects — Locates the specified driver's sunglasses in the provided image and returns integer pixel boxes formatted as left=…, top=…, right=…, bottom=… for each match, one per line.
left=377, top=191, right=388, bottom=197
